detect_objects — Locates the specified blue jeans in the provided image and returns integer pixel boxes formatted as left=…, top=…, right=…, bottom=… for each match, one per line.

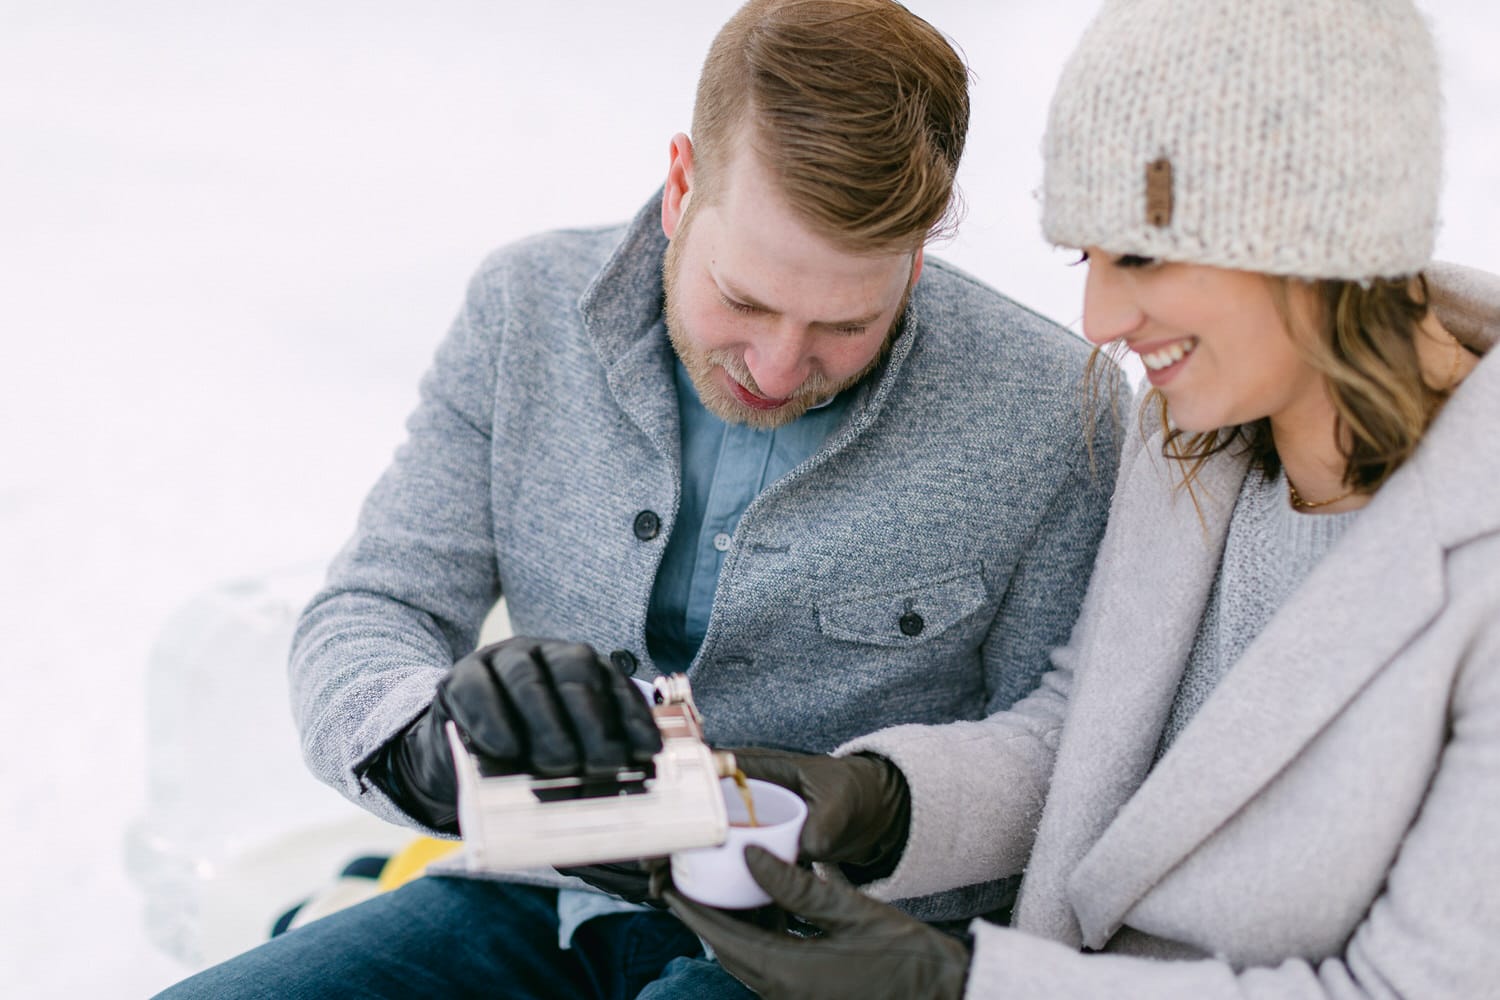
left=639, top=957, right=756, bottom=999
left=152, top=876, right=752, bottom=999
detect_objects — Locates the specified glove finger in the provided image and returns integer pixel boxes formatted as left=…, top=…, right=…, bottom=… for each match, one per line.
left=600, top=657, right=663, bottom=768
left=487, top=639, right=583, bottom=776
left=535, top=641, right=635, bottom=777
left=644, top=856, right=672, bottom=900
left=730, top=750, right=867, bottom=861
left=745, top=845, right=891, bottom=933
left=556, top=862, right=655, bottom=904
left=730, top=747, right=809, bottom=793
left=438, top=650, right=526, bottom=768
left=795, top=754, right=890, bottom=862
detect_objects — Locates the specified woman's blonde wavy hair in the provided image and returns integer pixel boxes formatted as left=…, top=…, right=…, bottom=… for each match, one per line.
left=1087, top=274, right=1455, bottom=495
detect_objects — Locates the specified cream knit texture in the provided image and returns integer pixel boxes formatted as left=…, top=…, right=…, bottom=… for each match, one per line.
left=1042, top=0, right=1443, bottom=280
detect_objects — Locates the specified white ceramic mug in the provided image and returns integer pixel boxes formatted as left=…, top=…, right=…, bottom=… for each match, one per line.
left=669, top=777, right=807, bottom=909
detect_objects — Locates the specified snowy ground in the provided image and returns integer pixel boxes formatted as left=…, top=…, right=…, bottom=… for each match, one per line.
left=2, top=2, right=1496, bottom=995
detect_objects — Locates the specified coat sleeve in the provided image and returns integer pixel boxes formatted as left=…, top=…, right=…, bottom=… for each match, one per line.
left=287, top=258, right=509, bottom=831
left=835, top=651, right=1074, bottom=903
left=960, top=547, right=1500, bottom=1000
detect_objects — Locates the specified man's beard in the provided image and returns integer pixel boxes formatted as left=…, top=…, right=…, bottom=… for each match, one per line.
left=662, top=234, right=906, bottom=431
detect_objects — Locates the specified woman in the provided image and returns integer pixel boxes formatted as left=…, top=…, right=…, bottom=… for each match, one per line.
left=663, top=0, right=1500, bottom=996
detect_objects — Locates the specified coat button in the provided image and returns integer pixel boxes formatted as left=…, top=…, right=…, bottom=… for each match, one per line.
left=898, top=611, right=925, bottom=637
left=633, top=510, right=661, bottom=541
left=609, top=649, right=639, bottom=676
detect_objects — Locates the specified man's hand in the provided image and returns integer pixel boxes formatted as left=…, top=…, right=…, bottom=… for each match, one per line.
left=557, top=859, right=668, bottom=906
left=364, top=637, right=661, bottom=831
left=734, top=748, right=910, bottom=880
left=664, top=846, right=970, bottom=1000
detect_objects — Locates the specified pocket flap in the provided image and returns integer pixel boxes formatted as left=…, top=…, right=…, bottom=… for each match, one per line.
left=816, top=564, right=989, bottom=648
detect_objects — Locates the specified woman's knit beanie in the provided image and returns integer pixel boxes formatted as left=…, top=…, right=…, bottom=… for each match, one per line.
left=1042, top=0, right=1443, bottom=280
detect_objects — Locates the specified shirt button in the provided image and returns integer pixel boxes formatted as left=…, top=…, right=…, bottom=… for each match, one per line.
left=899, top=611, right=925, bottom=637
left=633, top=510, right=661, bottom=541
left=609, top=649, right=639, bottom=676
left=712, top=532, right=732, bottom=552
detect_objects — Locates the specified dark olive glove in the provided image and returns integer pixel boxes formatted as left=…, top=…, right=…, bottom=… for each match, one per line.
left=665, top=845, right=970, bottom=1000
left=363, top=636, right=661, bottom=831
left=733, top=748, right=911, bottom=882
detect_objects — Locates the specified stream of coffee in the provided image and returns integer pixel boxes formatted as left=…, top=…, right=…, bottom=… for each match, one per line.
left=731, top=767, right=760, bottom=827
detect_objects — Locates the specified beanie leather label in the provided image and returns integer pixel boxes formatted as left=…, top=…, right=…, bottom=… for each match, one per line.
left=1146, top=157, right=1173, bottom=227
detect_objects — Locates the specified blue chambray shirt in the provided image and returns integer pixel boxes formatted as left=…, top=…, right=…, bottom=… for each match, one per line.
left=558, top=347, right=854, bottom=947
left=646, top=354, right=855, bottom=673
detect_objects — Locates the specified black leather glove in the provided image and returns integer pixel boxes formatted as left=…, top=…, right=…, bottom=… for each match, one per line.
left=733, top=747, right=911, bottom=882
left=665, top=845, right=970, bottom=1000
left=556, top=860, right=663, bottom=907
left=363, top=636, right=661, bottom=831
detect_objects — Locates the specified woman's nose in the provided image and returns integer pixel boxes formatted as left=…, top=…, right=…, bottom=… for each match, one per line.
left=1080, top=261, right=1144, bottom=346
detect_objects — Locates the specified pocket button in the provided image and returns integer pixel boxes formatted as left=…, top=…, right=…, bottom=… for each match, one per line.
left=898, top=611, right=925, bottom=637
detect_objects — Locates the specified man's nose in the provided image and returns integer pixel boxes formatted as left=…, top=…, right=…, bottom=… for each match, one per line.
left=742, top=326, right=812, bottom=399
left=1081, top=263, right=1144, bottom=346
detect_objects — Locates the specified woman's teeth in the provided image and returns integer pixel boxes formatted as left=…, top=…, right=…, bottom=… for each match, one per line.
left=1140, top=339, right=1197, bottom=371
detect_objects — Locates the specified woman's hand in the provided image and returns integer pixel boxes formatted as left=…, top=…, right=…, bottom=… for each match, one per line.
left=733, top=748, right=911, bottom=880
left=664, top=845, right=970, bottom=1000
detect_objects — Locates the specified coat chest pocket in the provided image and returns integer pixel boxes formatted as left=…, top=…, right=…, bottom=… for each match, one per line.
left=816, top=564, right=989, bottom=648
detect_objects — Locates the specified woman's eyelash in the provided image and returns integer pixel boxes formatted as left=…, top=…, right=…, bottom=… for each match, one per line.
left=1070, top=251, right=1158, bottom=269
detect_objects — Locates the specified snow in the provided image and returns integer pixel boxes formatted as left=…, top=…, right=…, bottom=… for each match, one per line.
left=1, top=2, right=1494, bottom=995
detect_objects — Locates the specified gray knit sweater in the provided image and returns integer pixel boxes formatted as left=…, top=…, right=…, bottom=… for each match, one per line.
left=1157, top=469, right=1360, bottom=755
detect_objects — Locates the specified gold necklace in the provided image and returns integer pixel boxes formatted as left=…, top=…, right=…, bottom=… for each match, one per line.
left=1286, top=477, right=1355, bottom=511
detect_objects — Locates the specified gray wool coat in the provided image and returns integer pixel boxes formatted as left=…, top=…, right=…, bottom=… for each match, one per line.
left=288, top=192, right=1120, bottom=920
left=843, top=263, right=1500, bottom=996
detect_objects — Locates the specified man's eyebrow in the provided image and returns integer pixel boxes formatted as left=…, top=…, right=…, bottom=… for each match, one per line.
left=719, top=279, right=776, bottom=313
left=719, top=278, right=884, bottom=328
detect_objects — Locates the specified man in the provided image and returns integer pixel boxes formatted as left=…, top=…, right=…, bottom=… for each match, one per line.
left=158, top=1, right=1119, bottom=997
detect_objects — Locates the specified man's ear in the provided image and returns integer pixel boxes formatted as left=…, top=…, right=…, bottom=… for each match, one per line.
left=911, top=246, right=925, bottom=286
left=662, top=133, right=695, bottom=240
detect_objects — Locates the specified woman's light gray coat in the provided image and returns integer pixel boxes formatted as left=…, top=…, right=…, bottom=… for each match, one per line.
left=841, top=262, right=1500, bottom=998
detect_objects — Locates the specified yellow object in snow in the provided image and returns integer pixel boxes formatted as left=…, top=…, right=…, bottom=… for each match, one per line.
left=377, top=837, right=463, bottom=891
